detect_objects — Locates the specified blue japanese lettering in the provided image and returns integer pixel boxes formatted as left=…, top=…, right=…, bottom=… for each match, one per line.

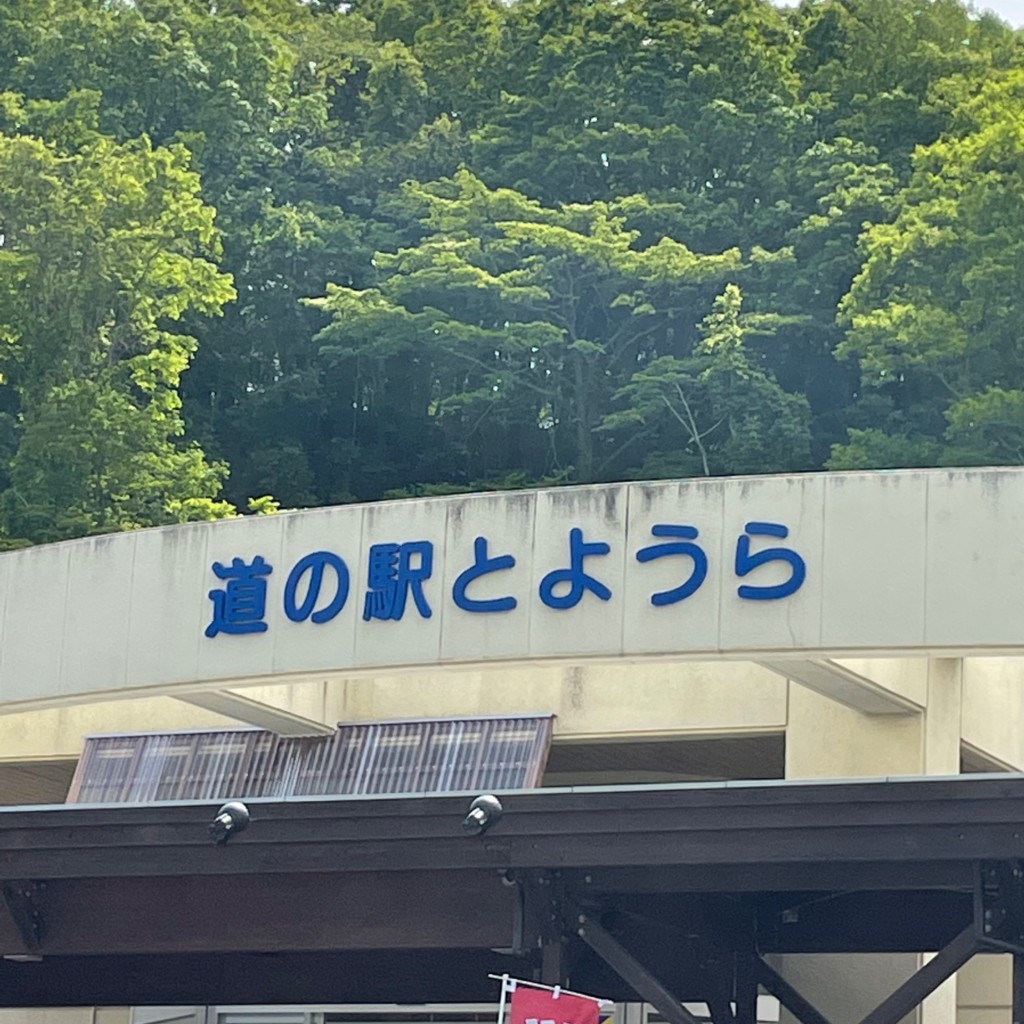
left=539, top=527, right=612, bottom=609
left=363, top=541, right=433, bottom=621
left=636, top=524, right=708, bottom=606
left=452, top=537, right=517, bottom=613
left=205, top=556, right=273, bottom=637
left=735, top=521, right=806, bottom=600
left=284, top=551, right=350, bottom=624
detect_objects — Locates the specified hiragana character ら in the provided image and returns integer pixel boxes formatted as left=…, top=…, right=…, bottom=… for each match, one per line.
left=539, top=526, right=612, bottom=610
left=284, top=550, right=350, bottom=624
left=205, top=555, right=273, bottom=638
left=362, top=540, right=434, bottom=621
left=635, top=524, right=708, bottom=606
left=735, top=521, right=806, bottom=600
left=452, top=536, right=517, bottom=613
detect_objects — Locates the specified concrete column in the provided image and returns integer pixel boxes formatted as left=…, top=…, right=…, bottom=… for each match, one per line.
left=920, top=662, right=964, bottom=1022
left=784, top=677, right=924, bottom=781
left=776, top=678, right=925, bottom=1024
left=958, top=955, right=1012, bottom=1024
left=775, top=659, right=971, bottom=1024
left=923, top=658, right=963, bottom=776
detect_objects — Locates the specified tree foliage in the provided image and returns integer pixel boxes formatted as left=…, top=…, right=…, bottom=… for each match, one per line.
left=0, top=130, right=235, bottom=542
left=834, top=69, right=1024, bottom=468
left=0, top=0, right=1019, bottom=542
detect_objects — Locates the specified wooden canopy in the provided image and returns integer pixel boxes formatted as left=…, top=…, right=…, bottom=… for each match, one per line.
left=1, top=775, right=1023, bottom=1024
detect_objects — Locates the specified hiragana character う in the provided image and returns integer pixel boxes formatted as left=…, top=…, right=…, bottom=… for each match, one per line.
left=636, top=524, right=708, bottom=605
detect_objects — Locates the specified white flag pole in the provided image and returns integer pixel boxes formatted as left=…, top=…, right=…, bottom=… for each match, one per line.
left=496, top=973, right=511, bottom=1024
left=488, top=975, right=613, bottom=1009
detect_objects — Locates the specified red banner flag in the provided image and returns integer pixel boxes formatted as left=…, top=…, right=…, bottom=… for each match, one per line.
left=508, top=985, right=601, bottom=1024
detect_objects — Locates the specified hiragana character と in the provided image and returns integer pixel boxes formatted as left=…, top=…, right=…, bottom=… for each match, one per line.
left=452, top=536, right=517, bottom=613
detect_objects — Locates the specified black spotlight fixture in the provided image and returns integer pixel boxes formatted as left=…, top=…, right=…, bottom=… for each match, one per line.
left=209, top=800, right=251, bottom=845
left=462, top=794, right=503, bottom=835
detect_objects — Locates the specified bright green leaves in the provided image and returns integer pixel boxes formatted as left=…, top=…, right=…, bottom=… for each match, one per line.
left=6, top=377, right=233, bottom=543
left=0, top=132, right=236, bottom=543
left=833, top=70, right=1024, bottom=470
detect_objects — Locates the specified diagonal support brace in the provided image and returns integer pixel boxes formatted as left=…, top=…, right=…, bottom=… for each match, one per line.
left=2, top=881, right=44, bottom=951
left=706, top=990, right=736, bottom=1024
left=572, top=907, right=704, bottom=1024
left=752, top=956, right=833, bottom=1024
left=858, top=924, right=978, bottom=1024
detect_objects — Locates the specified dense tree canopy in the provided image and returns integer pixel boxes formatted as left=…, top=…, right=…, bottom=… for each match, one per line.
left=0, top=0, right=1020, bottom=543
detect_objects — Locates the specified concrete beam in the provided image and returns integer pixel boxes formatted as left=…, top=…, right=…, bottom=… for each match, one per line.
left=757, top=659, right=924, bottom=716
left=176, top=690, right=334, bottom=736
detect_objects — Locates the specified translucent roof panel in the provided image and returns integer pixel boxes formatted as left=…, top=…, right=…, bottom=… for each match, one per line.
left=66, top=715, right=555, bottom=804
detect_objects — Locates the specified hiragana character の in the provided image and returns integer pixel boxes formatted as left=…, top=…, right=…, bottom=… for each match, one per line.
left=284, top=551, right=350, bottom=624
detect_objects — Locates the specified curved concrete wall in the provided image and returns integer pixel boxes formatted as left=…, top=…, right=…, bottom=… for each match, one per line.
left=2, top=468, right=1023, bottom=710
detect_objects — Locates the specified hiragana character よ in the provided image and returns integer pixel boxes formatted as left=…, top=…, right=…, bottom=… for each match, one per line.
left=539, top=527, right=612, bottom=609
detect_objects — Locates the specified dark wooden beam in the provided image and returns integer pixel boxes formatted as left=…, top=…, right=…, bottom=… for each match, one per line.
left=1, top=776, right=1024, bottom=882
left=36, top=871, right=515, bottom=955
left=0, top=949, right=723, bottom=1007
left=572, top=861, right=974, bottom=895
left=573, top=909, right=705, bottom=1024
left=755, top=890, right=972, bottom=953
left=706, top=990, right=735, bottom=1024
left=0, top=950, right=526, bottom=1006
left=1, top=882, right=43, bottom=951
left=1014, top=953, right=1024, bottom=1024
left=733, top=956, right=759, bottom=1024
left=858, top=924, right=978, bottom=1024
left=518, top=870, right=568, bottom=984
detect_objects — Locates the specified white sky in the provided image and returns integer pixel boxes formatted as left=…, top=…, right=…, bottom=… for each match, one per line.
left=771, top=0, right=1024, bottom=27
left=976, top=0, right=1024, bottom=25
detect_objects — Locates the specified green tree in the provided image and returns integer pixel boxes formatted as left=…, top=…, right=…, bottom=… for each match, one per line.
left=794, top=0, right=1018, bottom=174
left=832, top=70, right=1024, bottom=468
left=602, top=284, right=812, bottom=477
left=0, top=132, right=236, bottom=542
left=310, top=170, right=745, bottom=489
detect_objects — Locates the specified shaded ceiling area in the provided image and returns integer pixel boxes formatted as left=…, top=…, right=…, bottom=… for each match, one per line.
left=543, top=733, right=786, bottom=785
left=0, top=759, right=77, bottom=805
